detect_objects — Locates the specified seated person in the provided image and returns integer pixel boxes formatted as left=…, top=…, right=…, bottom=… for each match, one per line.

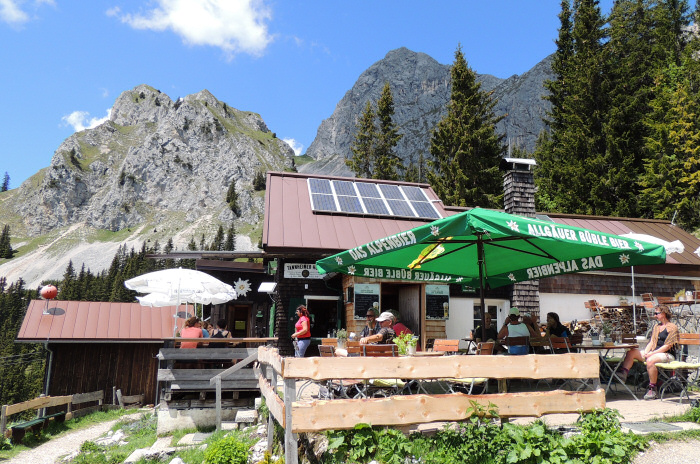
left=472, top=313, right=498, bottom=342
left=389, top=309, right=411, bottom=336
left=545, top=312, right=569, bottom=338
left=179, top=316, right=203, bottom=348
left=360, top=311, right=396, bottom=345
left=497, top=307, right=539, bottom=355
left=616, top=305, right=678, bottom=400
left=360, top=308, right=381, bottom=338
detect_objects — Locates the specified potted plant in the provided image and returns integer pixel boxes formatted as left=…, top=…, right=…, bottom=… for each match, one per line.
left=618, top=296, right=628, bottom=306
left=601, top=322, right=614, bottom=344
left=393, top=333, right=419, bottom=355
left=336, top=329, right=348, bottom=349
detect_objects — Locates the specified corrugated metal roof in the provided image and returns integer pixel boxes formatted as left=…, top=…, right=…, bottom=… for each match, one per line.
left=263, top=172, right=452, bottom=253
left=546, top=214, right=700, bottom=266
left=17, top=300, right=186, bottom=342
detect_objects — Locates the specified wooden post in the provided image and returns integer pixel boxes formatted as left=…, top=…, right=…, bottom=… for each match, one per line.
left=283, top=377, right=297, bottom=464
left=112, top=386, right=117, bottom=405
left=116, top=389, right=124, bottom=408
left=265, top=364, right=275, bottom=455
left=1, top=405, right=7, bottom=436
left=215, top=376, right=222, bottom=431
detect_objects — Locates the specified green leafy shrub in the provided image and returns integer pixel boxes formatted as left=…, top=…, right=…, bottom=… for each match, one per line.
left=204, top=434, right=250, bottom=464
left=0, top=435, right=11, bottom=451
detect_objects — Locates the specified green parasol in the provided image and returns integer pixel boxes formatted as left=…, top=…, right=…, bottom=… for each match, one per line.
left=316, top=208, right=667, bottom=340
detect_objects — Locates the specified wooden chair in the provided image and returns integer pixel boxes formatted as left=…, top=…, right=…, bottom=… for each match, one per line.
left=503, top=336, right=530, bottom=355
left=346, top=340, right=362, bottom=356
left=549, top=336, right=572, bottom=353
left=432, top=339, right=460, bottom=355
left=656, top=333, right=700, bottom=403
left=321, top=338, right=338, bottom=347
left=476, top=341, right=495, bottom=355
left=318, top=345, right=336, bottom=357
left=441, top=342, right=494, bottom=394
left=620, top=333, right=636, bottom=344
left=363, top=344, right=397, bottom=357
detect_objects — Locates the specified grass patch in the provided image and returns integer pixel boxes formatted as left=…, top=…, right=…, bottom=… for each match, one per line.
left=293, top=155, right=315, bottom=166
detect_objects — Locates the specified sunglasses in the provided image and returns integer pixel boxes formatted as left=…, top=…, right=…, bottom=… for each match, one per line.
left=654, top=312, right=662, bottom=315
left=367, top=315, right=376, bottom=318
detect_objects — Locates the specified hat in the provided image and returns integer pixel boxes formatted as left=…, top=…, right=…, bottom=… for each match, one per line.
left=376, top=311, right=394, bottom=322
left=509, top=307, right=520, bottom=316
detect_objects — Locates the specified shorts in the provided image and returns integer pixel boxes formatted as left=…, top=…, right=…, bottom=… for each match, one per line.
left=644, top=350, right=674, bottom=362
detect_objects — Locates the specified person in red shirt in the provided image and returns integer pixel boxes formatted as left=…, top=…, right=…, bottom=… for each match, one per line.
left=180, top=316, right=203, bottom=349
left=291, top=305, right=312, bottom=357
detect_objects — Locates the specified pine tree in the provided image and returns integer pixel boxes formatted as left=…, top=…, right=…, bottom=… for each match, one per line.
left=0, top=225, right=13, bottom=258
left=1, top=172, right=9, bottom=192
left=224, top=224, right=236, bottom=251
left=211, top=225, right=225, bottom=251
left=58, top=260, right=77, bottom=300
left=535, top=0, right=607, bottom=214
left=373, top=82, right=403, bottom=180
left=427, top=45, right=504, bottom=208
left=253, top=170, right=266, bottom=190
left=226, top=181, right=240, bottom=215
left=347, top=100, right=376, bottom=178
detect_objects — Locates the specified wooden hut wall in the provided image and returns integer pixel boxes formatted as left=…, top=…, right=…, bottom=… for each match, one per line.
left=540, top=273, right=696, bottom=296
left=48, top=342, right=161, bottom=406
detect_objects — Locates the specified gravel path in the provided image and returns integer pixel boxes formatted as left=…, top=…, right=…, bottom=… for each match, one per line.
left=5, top=413, right=141, bottom=464
left=632, top=439, right=700, bottom=464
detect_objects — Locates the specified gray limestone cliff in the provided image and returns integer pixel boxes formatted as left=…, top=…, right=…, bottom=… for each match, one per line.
left=6, top=85, right=294, bottom=237
left=302, top=48, right=552, bottom=176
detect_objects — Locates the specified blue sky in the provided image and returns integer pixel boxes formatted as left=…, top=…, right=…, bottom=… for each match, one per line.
left=0, top=0, right=614, bottom=189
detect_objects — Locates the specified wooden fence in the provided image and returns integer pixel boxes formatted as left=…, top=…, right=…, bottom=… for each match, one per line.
left=256, top=346, right=605, bottom=464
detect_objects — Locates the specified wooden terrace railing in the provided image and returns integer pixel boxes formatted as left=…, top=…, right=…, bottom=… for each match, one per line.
left=256, top=346, right=605, bottom=464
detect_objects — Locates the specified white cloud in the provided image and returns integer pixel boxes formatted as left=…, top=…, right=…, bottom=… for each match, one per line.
left=105, top=6, right=120, bottom=17
left=1, top=0, right=29, bottom=24
left=283, top=138, right=303, bottom=156
left=0, top=0, right=54, bottom=25
left=61, top=108, right=112, bottom=132
left=117, top=0, right=273, bottom=58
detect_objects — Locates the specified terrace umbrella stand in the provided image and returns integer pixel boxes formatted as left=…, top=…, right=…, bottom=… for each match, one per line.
left=316, top=208, right=669, bottom=341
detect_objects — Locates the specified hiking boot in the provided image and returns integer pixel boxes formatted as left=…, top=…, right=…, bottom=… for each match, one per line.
left=644, top=387, right=658, bottom=400
left=616, top=369, right=628, bottom=384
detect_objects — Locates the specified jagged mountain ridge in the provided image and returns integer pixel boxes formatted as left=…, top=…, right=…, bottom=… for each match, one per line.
left=302, top=47, right=553, bottom=176
left=0, top=84, right=294, bottom=286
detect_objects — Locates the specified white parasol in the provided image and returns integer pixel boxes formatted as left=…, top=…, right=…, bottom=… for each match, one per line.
left=621, top=233, right=684, bottom=332
left=125, top=268, right=237, bottom=335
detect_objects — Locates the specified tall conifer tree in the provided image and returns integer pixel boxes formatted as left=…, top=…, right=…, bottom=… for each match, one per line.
left=373, top=82, right=403, bottom=180
left=347, top=101, right=376, bottom=178
left=427, top=45, right=504, bottom=208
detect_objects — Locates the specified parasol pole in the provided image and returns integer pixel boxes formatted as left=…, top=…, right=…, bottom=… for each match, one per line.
left=631, top=266, right=637, bottom=334
left=477, top=233, right=487, bottom=342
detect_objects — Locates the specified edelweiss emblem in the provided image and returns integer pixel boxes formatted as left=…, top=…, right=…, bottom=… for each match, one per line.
left=430, top=225, right=440, bottom=236
left=619, top=253, right=630, bottom=265
left=234, top=278, right=251, bottom=297
left=456, top=277, right=463, bottom=282
left=633, top=241, right=645, bottom=252
left=507, top=220, right=519, bottom=232
left=508, top=273, right=517, bottom=282
left=335, top=256, right=343, bottom=265
left=347, top=265, right=356, bottom=275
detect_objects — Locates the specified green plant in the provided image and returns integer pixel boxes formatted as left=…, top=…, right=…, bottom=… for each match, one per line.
left=204, top=434, right=250, bottom=464
left=601, top=322, right=613, bottom=336
left=392, top=332, right=418, bottom=355
left=336, top=329, right=348, bottom=340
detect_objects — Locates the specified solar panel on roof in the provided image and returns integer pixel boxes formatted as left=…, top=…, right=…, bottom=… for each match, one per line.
left=362, top=197, right=390, bottom=215
left=356, top=182, right=381, bottom=197
left=337, top=195, right=364, bottom=213
left=309, top=178, right=333, bottom=194
left=379, top=184, right=404, bottom=200
left=311, top=193, right=337, bottom=211
left=387, top=199, right=415, bottom=217
left=402, top=186, right=429, bottom=202
left=333, top=180, right=356, bottom=196
left=411, top=201, right=441, bottom=219
left=307, top=178, right=441, bottom=220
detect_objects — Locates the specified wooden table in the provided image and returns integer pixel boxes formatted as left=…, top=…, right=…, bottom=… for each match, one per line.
left=572, top=343, right=639, bottom=400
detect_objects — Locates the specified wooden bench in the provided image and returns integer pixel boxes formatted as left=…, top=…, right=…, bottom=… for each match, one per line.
left=1, top=395, right=72, bottom=443
left=157, top=348, right=260, bottom=400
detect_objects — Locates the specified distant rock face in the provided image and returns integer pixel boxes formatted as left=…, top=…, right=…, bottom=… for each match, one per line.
left=7, top=84, right=294, bottom=237
left=302, top=47, right=552, bottom=176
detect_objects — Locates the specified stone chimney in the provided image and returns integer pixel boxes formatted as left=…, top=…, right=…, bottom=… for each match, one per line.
left=500, top=158, right=540, bottom=318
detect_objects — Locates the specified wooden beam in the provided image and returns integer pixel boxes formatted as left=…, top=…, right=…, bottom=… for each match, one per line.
left=4, top=395, right=73, bottom=416
left=158, top=369, right=257, bottom=382
left=258, top=346, right=284, bottom=376
left=258, top=373, right=285, bottom=427
left=283, top=353, right=600, bottom=380
left=210, top=353, right=259, bottom=384
left=72, top=391, right=104, bottom=405
left=159, top=348, right=258, bottom=361
left=290, top=389, right=606, bottom=432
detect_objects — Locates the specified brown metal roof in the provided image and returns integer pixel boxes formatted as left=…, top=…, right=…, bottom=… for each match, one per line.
left=263, top=171, right=452, bottom=254
left=17, top=300, right=187, bottom=342
left=546, top=214, right=700, bottom=266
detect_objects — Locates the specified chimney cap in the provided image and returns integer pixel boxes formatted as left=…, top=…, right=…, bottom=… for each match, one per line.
left=500, top=157, right=537, bottom=172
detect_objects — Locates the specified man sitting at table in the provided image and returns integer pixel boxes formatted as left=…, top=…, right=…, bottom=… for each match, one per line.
left=360, top=308, right=381, bottom=338
left=497, top=307, right=539, bottom=354
left=360, top=311, right=396, bottom=345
